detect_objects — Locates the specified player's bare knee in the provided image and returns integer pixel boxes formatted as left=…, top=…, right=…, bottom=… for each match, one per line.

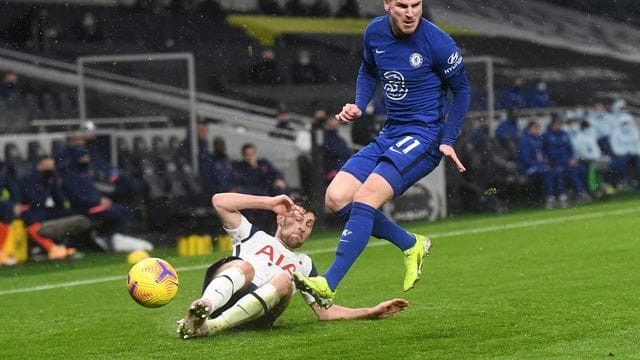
left=215, top=260, right=255, bottom=284
left=238, top=261, right=255, bottom=283
left=353, top=186, right=377, bottom=205
left=271, top=272, right=293, bottom=298
left=325, top=187, right=355, bottom=212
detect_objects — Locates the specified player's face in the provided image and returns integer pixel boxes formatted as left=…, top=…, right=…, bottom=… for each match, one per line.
left=278, top=207, right=315, bottom=249
left=384, top=0, right=422, bottom=36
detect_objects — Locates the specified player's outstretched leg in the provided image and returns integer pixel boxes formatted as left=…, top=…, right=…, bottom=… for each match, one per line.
left=177, top=259, right=253, bottom=339
left=327, top=172, right=417, bottom=252
left=182, top=272, right=293, bottom=339
left=403, top=234, right=432, bottom=291
left=177, top=298, right=214, bottom=339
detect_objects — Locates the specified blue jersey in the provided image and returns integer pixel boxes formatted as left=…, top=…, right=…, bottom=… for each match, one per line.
left=355, top=16, right=470, bottom=146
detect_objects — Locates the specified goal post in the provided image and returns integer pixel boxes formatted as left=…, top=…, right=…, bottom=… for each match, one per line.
left=76, top=52, right=199, bottom=173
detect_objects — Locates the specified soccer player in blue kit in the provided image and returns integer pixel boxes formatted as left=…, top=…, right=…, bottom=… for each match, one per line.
left=294, top=0, right=471, bottom=307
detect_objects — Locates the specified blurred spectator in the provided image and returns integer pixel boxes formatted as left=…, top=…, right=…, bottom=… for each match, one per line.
left=498, top=77, right=527, bottom=110
left=75, top=12, right=104, bottom=43
left=269, top=106, right=296, bottom=140
left=469, top=117, right=518, bottom=179
left=200, top=136, right=237, bottom=197
left=319, top=108, right=351, bottom=182
left=248, top=48, right=283, bottom=85
left=20, top=155, right=77, bottom=260
left=458, top=117, right=514, bottom=212
left=517, top=121, right=559, bottom=208
left=336, top=0, right=360, bottom=18
left=291, top=49, right=326, bottom=84
left=62, top=146, right=152, bottom=252
left=609, top=112, right=640, bottom=189
left=527, top=79, right=551, bottom=108
left=2, top=148, right=23, bottom=203
left=0, top=72, right=19, bottom=100
left=543, top=117, right=589, bottom=207
left=587, top=102, right=614, bottom=155
left=567, top=117, right=608, bottom=193
left=0, top=161, right=21, bottom=225
left=258, top=0, right=283, bottom=15
left=308, top=0, right=332, bottom=17
left=56, top=125, right=138, bottom=205
left=234, top=143, right=288, bottom=233
left=235, top=143, right=288, bottom=196
left=286, top=0, right=308, bottom=16
left=177, top=121, right=211, bottom=169
left=495, top=108, right=520, bottom=160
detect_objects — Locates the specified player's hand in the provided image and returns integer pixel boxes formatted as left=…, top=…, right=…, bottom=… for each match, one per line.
left=368, top=298, right=409, bottom=319
left=439, top=144, right=466, bottom=172
left=269, top=195, right=295, bottom=216
left=335, top=103, right=362, bottom=123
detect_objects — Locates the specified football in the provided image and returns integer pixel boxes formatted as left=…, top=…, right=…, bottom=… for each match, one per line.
left=127, top=258, right=179, bottom=308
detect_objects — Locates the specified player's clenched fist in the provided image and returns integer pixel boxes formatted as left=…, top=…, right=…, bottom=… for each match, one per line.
left=335, top=103, right=362, bottom=122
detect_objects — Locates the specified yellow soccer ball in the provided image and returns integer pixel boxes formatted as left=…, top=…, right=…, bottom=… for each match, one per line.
left=127, top=258, right=179, bottom=308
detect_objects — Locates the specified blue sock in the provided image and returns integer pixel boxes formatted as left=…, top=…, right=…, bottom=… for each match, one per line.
left=324, top=202, right=377, bottom=291
left=335, top=204, right=415, bottom=251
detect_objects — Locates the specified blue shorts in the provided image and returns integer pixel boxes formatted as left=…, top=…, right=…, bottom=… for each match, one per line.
left=341, top=128, right=443, bottom=197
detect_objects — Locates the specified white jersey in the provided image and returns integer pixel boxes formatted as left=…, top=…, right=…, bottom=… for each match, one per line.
left=225, top=215, right=317, bottom=290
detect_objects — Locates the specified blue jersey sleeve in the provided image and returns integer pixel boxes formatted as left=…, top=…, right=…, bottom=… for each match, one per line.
left=428, top=29, right=470, bottom=146
left=441, top=69, right=471, bottom=146
left=354, top=27, right=378, bottom=114
left=430, top=30, right=464, bottom=80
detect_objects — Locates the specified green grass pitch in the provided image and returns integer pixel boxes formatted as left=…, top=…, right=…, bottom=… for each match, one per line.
left=1, top=197, right=639, bottom=359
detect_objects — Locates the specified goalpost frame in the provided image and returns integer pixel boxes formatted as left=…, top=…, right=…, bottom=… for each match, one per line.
left=76, top=52, right=199, bottom=173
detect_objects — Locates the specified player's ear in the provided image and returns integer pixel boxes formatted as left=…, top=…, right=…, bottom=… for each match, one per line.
left=383, top=0, right=391, bottom=12
left=276, top=214, right=285, bottom=226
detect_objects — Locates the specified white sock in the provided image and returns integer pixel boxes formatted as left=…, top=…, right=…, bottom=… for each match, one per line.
left=205, top=283, right=280, bottom=334
left=202, top=267, right=246, bottom=312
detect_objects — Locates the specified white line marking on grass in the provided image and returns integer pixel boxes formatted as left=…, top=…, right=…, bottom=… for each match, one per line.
left=1, top=206, right=638, bottom=296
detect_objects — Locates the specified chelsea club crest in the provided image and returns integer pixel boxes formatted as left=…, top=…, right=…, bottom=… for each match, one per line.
left=409, top=52, right=423, bottom=68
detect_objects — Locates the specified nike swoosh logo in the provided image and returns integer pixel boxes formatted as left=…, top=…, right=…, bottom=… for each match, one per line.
left=375, top=49, right=385, bottom=54
left=389, top=148, right=403, bottom=154
left=339, top=240, right=350, bottom=243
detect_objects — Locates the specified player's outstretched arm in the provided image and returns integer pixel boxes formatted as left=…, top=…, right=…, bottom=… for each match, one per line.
left=309, top=298, right=409, bottom=321
left=211, top=193, right=295, bottom=229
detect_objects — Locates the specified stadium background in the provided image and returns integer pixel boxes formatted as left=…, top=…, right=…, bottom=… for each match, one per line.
left=1, top=0, right=639, bottom=358
left=0, top=0, right=638, bottom=249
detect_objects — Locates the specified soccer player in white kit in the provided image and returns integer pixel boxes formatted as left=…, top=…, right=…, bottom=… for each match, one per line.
left=177, top=193, right=409, bottom=339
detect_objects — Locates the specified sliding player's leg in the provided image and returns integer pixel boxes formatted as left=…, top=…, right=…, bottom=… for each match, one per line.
left=182, top=272, right=293, bottom=339
left=177, top=257, right=254, bottom=338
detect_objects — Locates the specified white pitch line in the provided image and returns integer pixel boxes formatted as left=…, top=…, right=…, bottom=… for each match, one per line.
left=1, top=206, right=638, bottom=296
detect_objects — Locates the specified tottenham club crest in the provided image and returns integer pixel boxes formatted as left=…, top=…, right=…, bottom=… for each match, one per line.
left=383, top=71, right=408, bottom=101
left=409, top=52, right=423, bottom=68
